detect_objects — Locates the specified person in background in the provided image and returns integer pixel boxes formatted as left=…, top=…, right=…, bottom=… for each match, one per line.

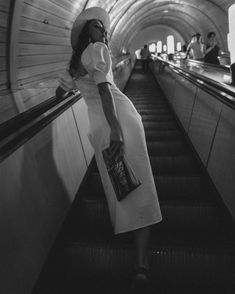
left=182, top=42, right=188, bottom=53
left=56, top=7, right=162, bottom=293
left=204, top=32, right=220, bottom=65
left=185, top=33, right=205, bottom=61
left=140, top=44, right=151, bottom=72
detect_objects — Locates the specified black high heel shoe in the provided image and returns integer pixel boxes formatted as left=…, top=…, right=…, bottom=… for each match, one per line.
left=130, top=267, right=151, bottom=293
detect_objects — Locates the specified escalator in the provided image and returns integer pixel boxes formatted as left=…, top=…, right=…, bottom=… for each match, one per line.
left=33, top=61, right=235, bottom=294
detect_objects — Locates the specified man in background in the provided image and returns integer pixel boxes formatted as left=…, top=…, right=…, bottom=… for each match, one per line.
left=140, top=44, right=151, bottom=72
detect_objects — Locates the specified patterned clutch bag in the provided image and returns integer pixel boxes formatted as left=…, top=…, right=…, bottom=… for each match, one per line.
left=102, top=147, right=141, bottom=201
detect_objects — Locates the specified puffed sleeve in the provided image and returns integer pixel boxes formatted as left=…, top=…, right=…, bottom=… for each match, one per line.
left=82, top=42, right=112, bottom=85
left=58, top=69, right=77, bottom=92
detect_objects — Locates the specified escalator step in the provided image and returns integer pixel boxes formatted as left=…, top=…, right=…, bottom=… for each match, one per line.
left=134, top=104, right=169, bottom=110
left=146, top=140, right=189, bottom=155
left=142, top=121, right=177, bottom=130
left=131, top=100, right=166, bottom=105
left=84, top=172, right=213, bottom=201
left=130, top=97, right=164, bottom=102
left=61, top=279, right=235, bottom=294
left=141, top=114, right=174, bottom=122
left=62, top=198, right=227, bottom=242
left=63, top=241, right=235, bottom=286
left=145, top=129, right=183, bottom=141
left=154, top=175, right=213, bottom=200
left=150, top=155, right=200, bottom=174
left=138, top=108, right=171, bottom=115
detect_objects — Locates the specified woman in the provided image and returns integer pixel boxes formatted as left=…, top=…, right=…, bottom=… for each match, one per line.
left=56, top=7, right=162, bottom=291
left=204, top=32, right=220, bottom=65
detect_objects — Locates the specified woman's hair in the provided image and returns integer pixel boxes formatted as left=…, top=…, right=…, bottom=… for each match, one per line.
left=207, top=32, right=215, bottom=39
left=195, top=33, right=201, bottom=42
left=69, top=19, right=93, bottom=78
left=69, top=19, right=109, bottom=78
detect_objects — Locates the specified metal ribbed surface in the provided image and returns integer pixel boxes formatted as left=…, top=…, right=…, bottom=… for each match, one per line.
left=33, top=61, right=235, bottom=294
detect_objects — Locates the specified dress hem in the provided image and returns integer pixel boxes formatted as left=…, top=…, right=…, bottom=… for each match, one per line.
left=114, top=217, right=163, bottom=235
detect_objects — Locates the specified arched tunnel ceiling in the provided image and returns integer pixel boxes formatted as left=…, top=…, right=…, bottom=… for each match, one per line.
left=119, top=9, right=206, bottom=52
left=82, top=0, right=233, bottom=55
left=3, top=0, right=234, bottom=96
left=1, top=0, right=233, bottom=116
left=128, top=24, right=186, bottom=53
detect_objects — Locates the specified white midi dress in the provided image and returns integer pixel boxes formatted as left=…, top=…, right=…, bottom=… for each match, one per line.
left=59, top=42, right=162, bottom=234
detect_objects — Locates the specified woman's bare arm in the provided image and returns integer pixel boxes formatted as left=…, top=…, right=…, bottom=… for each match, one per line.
left=97, top=82, right=124, bottom=157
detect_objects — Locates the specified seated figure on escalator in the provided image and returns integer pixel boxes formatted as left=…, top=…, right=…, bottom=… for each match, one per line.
left=204, top=32, right=220, bottom=65
left=55, top=6, right=162, bottom=293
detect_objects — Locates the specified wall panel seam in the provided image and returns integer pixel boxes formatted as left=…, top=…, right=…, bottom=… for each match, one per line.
left=206, top=103, right=224, bottom=168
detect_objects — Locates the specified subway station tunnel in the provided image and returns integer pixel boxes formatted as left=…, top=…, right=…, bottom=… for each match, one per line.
left=1, top=0, right=235, bottom=293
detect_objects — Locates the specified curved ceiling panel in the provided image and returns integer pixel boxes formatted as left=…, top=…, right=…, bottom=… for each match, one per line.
left=210, top=0, right=235, bottom=11
left=113, top=12, right=197, bottom=53
left=116, top=3, right=217, bottom=36
left=123, top=17, right=196, bottom=53
left=118, top=10, right=202, bottom=43
left=66, top=0, right=230, bottom=55
left=6, top=0, right=233, bottom=93
left=109, top=0, right=228, bottom=54
left=86, top=0, right=117, bottom=12
left=109, top=0, right=221, bottom=31
left=128, top=25, right=186, bottom=53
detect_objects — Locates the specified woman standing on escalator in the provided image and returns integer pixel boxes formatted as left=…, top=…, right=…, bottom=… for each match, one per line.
left=55, top=7, right=162, bottom=293
left=204, top=32, right=220, bottom=65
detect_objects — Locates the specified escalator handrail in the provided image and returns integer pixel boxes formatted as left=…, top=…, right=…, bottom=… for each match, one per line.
left=156, top=58, right=235, bottom=108
left=0, top=91, right=82, bottom=140
left=0, top=91, right=82, bottom=162
left=183, top=58, right=230, bottom=71
left=112, top=55, right=135, bottom=71
left=0, top=56, right=134, bottom=141
left=170, top=66, right=235, bottom=109
left=0, top=55, right=135, bottom=162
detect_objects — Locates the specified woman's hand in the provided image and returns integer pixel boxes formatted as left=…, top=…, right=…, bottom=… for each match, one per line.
left=56, top=86, right=67, bottom=99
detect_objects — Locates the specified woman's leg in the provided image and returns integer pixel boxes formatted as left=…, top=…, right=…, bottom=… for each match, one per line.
left=130, top=226, right=152, bottom=292
left=133, top=225, right=151, bottom=270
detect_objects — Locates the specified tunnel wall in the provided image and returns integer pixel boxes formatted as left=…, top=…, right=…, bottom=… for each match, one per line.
left=0, top=56, right=135, bottom=294
left=151, top=60, right=235, bottom=221
left=1, top=0, right=233, bottom=125
left=0, top=0, right=10, bottom=91
left=0, top=0, right=19, bottom=122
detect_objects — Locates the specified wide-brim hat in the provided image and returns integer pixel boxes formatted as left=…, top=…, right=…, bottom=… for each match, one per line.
left=71, top=6, right=110, bottom=50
